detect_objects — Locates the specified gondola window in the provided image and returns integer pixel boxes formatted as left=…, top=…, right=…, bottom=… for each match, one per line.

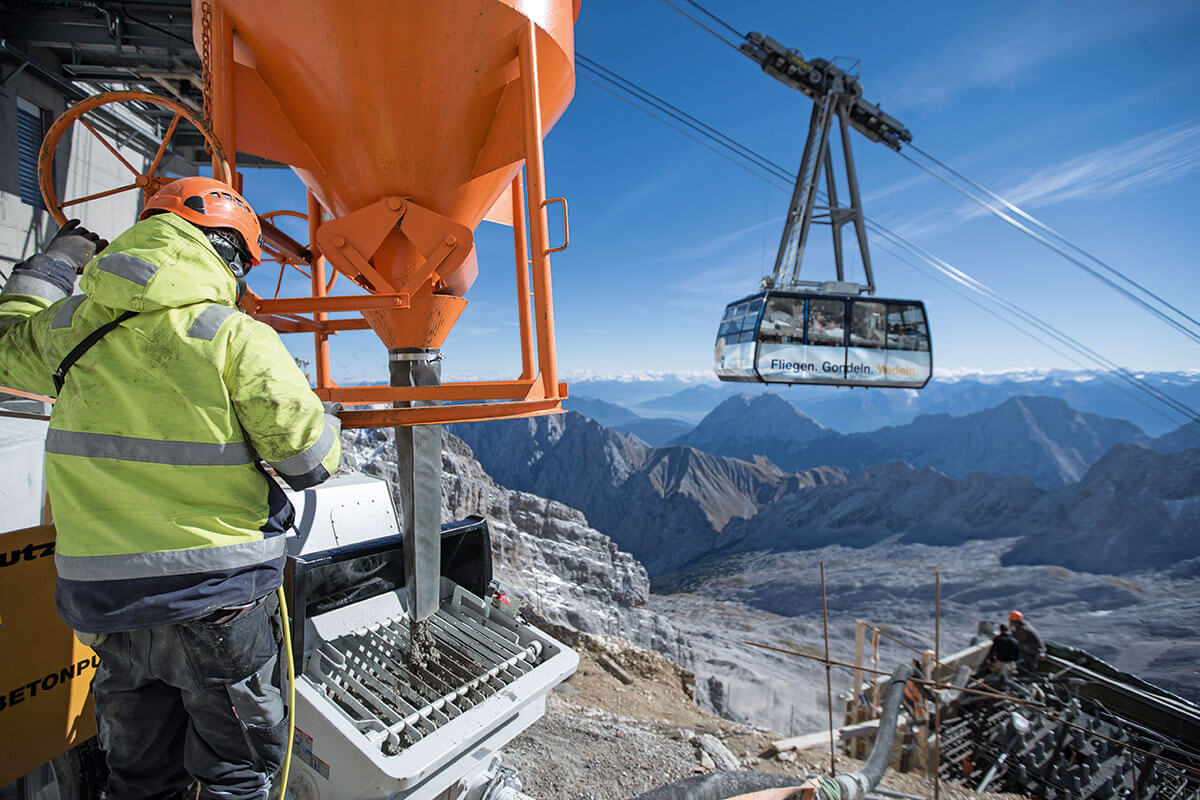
left=808, top=299, right=845, bottom=346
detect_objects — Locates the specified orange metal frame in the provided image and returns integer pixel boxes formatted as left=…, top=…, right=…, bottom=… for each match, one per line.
left=202, top=13, right=568, bottom=429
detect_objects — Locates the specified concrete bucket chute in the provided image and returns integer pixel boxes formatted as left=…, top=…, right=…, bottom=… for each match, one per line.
left=196, top=0, right=578, bottom=426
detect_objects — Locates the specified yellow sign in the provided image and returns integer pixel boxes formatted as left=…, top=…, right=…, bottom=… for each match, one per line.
left=0, top=524, right=97, bottom=786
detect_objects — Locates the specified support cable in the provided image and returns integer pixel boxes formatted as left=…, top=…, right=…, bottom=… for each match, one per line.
left=898, top=148, right=1200, bottom=347
left=657, top=0, right=746, bottom=52
left=870, top=237, right=1194, bottom=433
left=907, top=143, right=1200, bottom=336
left=577, top=56, right=787, bottom=183
left=576, top=71, right=791, bottom=193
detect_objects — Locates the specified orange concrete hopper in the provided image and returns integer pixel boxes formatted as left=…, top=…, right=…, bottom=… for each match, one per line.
left=195, top=0, right=579, bottom=426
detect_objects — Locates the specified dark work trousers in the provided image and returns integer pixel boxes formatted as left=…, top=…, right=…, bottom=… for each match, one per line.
left=90, top=593, right=287, bottom=800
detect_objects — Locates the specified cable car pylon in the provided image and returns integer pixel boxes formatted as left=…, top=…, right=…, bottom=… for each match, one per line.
left=714, top=32, right=931, bottom=389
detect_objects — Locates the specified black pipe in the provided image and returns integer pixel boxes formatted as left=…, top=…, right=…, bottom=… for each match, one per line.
left=628, top=771, right=805, bottom=800
left=630, top=662, right=915, bottom=800
left=829, top=661, right=915, bottom=799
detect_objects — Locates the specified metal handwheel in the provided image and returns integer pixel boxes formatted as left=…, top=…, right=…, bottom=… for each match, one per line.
left=38, top=90, right=232, bottom=226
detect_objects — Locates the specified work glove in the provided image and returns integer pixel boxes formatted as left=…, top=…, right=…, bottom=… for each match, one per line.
left=322, top=401, right=344, bottom=417
left=46, top=219, right=108, bottom=274
left=7, top=219, right=106, bottom=298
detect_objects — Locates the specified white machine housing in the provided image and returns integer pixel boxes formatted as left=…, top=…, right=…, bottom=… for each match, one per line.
left=283, top=475, right=577, bottom=800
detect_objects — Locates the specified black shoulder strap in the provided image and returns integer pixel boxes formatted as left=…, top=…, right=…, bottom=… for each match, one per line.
left=53, top=309, right=138, bottom=394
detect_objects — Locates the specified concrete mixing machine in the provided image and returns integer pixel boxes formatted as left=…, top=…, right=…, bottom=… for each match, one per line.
left=2, top=1, right=583, bottom=798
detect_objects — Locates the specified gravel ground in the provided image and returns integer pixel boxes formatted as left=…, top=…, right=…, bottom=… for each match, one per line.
left=505, top=708, right=699, bottom=799
left=503, top=635, right=1024, bottom=800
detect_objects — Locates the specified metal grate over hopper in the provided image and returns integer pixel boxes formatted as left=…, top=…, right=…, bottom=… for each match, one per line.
left=310, top=597, right=543, bottom=755
left=282, top=479, right=578, bottom=799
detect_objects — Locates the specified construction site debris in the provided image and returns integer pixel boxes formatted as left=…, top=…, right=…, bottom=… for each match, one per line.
left=504, top=633, right=1024, bottom=800
left=695, top=733, right=740, bottom=772
left=773, top=719, right=882, bottom=754
left=597, top=653, right=634, bottom=685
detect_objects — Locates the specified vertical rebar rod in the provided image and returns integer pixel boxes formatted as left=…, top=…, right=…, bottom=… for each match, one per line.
left=871, top=628, right=881, bottom=715
left=934, top=569, right=941, bottom=799
left=821, top=561, right=836, bottom=777
left=853, top=619, right=865, bottom=709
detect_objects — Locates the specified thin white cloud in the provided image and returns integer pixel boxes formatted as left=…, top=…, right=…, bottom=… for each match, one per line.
left=578, top=159, right=694, bottom=236
left=647, top=217, right=780, bottom=264
left=672, top=262, right=760, bottom=298
left=885, top=1, right=1195, bottom=110
left=998, top=123, right=1200, bottom=208
left=456, top=325, right=500, bottom=337
left=864, top=172, right=933, bottom=204
left=888, top=122, right=1200, bottom=238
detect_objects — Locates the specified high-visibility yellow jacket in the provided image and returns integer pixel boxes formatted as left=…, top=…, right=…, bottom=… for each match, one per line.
left=0, top=212, right=340, bottom=632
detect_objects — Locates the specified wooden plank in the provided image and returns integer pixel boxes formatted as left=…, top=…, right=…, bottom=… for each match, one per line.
left=772, top=718, right=881, bottom=753
left=596, top=653, right=633, bottom=685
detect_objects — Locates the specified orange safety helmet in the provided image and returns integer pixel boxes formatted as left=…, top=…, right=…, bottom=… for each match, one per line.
left=1009, top=609, right=1024, bottom=622
left=141, top=177, right=263, bottom=264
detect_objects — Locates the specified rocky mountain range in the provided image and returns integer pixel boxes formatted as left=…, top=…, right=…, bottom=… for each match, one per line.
left=565, top=395, right=692, bottom=446
left=340, top=426, right=682, bottom=651
left=450, top=412, right=842, bottom=573
left=679, top=393, right=1147, bottom=488
left=1152, top=421, right=1200, bottom=454
left=1002, top=444, right=1200, bottom=573
left=455, top=396, right=1200, bottom=576
left=578, top=369, right=1200, bottom=436
left=714, top=441, right=1200, bottom=576
left=718, top=461, right=1042, bottom=553
left=671, top=393, right=827, bottom=468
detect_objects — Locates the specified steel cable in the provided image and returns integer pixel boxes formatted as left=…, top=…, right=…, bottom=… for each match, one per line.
left=898, top=148, right=1200, bottom=347
left=656, top=0, right=746, bottom=52
left=907, top=142, right=1200, bottom=335
left=577, top=56, right=788, bottom=183
left=576, top=70, right=792, bottom=193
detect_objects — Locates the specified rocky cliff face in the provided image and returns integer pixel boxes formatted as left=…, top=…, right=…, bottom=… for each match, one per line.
left=452, top=413, right=805, bottom=573
left=722, top=461, right=1043, bottom=552
left=1151, top=422, right=1200, bottom=454
left=341, top=428, right=684, bottom=652
left=1003, top=444, right=1200, bottom=573
left=763, top=395, right=1147, bottom=487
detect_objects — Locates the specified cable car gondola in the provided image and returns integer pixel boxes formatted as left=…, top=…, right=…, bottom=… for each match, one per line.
left=714, top=289, right=931, bottom=388
left=711, top=32, right=933, bottom=390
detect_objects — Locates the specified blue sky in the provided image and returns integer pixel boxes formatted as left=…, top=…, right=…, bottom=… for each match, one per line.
left=239, top=0, right=1200, bottom=386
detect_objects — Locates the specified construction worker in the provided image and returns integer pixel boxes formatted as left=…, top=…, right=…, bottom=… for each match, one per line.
left=0, top=177, right=341, bottom=800
left=1008, top=609, right=1045, bottom=673
left=983, top=624, right=1020, bottom=677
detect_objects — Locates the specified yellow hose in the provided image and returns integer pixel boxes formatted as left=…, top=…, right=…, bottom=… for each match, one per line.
left=276, top=586, right=296, bottom=797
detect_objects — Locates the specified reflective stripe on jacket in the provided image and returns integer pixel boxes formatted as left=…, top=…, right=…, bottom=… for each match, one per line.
left=0, top=213, right=340, bottom=632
